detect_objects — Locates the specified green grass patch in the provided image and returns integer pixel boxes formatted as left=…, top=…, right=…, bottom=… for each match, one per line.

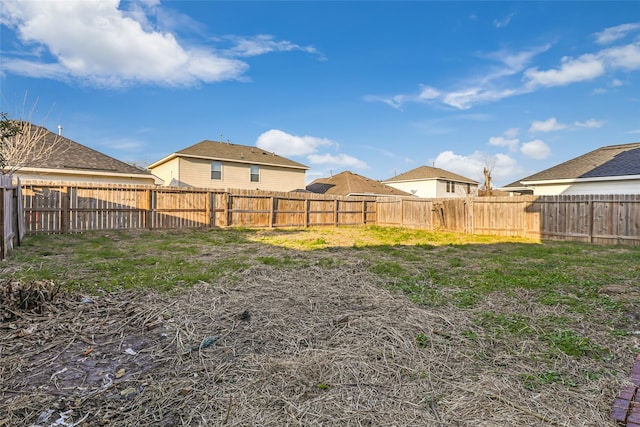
left=542, top=329, right=606, bottom=358
left=478, top=313, right=534, bottom=336
left=416, top=332, right=430, bottom=348
left=520, top=370, right=576, bottom=391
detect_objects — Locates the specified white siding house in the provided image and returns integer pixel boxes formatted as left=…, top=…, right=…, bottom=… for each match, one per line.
left=503, top=142, right=640, bottom=196
left=382, top=166, right=478, bottom=198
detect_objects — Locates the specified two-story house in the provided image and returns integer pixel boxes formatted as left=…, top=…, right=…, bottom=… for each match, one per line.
left=148, top=140, right=309, bottom=191
left=382, top=166, right=478, bottom=198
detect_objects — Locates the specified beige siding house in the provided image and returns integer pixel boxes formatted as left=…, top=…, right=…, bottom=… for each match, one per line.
left=382, top=166, right=478, bottom=198
left=5, top=123, right=159, bottom=185
left=502, top=142, right=640, bottom=196
left=148, top=140, right=308, bottom=191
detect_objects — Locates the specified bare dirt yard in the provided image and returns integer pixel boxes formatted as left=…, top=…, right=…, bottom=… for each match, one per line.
left=1, top=227, right=638, bottom=426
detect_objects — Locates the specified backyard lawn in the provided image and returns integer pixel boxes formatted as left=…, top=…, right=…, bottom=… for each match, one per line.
left=1, top=226, right=639, bottom=426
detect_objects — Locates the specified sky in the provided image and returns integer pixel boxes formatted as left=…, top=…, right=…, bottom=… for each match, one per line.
left=1, top=1, right=639, bottom=188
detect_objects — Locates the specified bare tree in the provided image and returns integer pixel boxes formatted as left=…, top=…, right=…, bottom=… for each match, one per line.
left=1, top=96, right=64, bottom=175
left=481, top=156, right=496, bottom=196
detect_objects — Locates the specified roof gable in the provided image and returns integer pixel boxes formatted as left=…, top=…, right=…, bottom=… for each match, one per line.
left=521, top=142, right=640, bottom=182
left=306, top=171, right=412, bottom=196
left=170, top=140, right=308, bottom=169
left=384, top=165, right=478, bottom=184
left=8, top=123, right=152, bottom=176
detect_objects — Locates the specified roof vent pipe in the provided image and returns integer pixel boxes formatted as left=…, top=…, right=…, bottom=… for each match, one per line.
left=58, top=125, right=62, bottom=136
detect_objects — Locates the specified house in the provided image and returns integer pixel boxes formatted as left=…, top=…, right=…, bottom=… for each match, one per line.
left=503, top=142, right=640, bottom=196
left=306, top=171, right=412, bottom=197
left=148, top=140, right=308, bottom=191
left=382, top=166, right=479, bottom=198
left=498, top=179, right=533, bottom=196
left=4, top=123, right=159, bottom=185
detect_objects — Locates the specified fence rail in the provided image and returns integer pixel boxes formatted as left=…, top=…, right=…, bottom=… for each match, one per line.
left=3, top=180, right=639, bottom=258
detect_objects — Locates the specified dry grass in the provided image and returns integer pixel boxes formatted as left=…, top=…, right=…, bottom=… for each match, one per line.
left=0, top=227, right=637, bottom=426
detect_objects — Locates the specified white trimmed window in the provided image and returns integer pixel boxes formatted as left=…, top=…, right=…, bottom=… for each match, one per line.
left=211, top=161, right=222, bottom=180
left=250, top=165, right=260, bottom=182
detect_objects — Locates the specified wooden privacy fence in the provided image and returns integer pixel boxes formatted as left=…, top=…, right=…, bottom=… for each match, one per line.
left=11, top=181, right=640, bottom=251
left=20, top=182, right=378, bottom=234
left=377, top=194, right=640, bottom=245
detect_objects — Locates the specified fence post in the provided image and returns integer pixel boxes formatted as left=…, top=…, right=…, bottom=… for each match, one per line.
left=304, top=198, right=309, bottom=228
left=334, top=199, right=339, bottom=226
left=521, top=199, right=527, bottom=237
left=208, top=192, right=215, bottom=227
left=269, top=196, right=275, bottom=228
left=224, top=192, right=231, bottom=227
left=12, top=184, right=20, bottom=246
left=60, top=186, right=69, bottom=233
left=587, top=200, right=594, bottom=243
left=0, top=186, right=5, bottom=259
left=145, top=189, right=153, bottom=230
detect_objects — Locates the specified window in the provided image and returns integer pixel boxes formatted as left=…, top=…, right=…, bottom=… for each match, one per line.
left=466, top=183, right=471, bottom=194
left=211, top=161, right=222, bottom=180
left=250, top=165, right=260, bottom=182
left=446, top=181, right=455, bottom=193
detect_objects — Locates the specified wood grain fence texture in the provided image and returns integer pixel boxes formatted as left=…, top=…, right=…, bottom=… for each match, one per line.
left=16, top=181, right=640, bottom=247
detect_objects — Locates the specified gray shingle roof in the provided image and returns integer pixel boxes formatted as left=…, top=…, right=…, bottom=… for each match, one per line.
left=9, top=123, right=151, bottom=176
left=520, top=142, right=640, bottom=183
left=383, top=165, right=478, bottom=184
left=174, top=140, right=308, bottom=169
left=306, top=171, right=412, bottom=196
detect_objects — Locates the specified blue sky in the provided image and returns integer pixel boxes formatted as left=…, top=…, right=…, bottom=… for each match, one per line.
left=1, top=1, right=639, bottom=187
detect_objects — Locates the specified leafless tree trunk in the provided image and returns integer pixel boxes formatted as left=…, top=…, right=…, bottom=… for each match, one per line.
left=482, top=156, right=496, bottom=196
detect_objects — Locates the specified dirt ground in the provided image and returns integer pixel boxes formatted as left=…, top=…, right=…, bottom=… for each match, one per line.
left=0, top=246, right=632, bottom=426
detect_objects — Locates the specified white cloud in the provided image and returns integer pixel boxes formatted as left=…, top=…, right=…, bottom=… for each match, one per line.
left=222, top=34, right=323, bottom=59
left=370, top=22, right=640, bottom=111
left=627, top=129, right=640, bottom=134
left=524, top=40, right=640, bottom=89
left=599, top=42, right=640, bottom=70
left=594, top=23, right=640, bottom=45
left=256, top=129, right=367, bottom=170
left=256, top=129, right=333, bottom=157
left=494, top=12, right=516, bottom=29
left=0, top=0, right=320, bottom=87
left=488, top=128, right=520, bottom=151
left=529, top=117, right=567, bottom=133
left=367, top=44, right=549, bottom=110
left=489, top=136, right=519, bottom=151
left=574, top=119, right=604, bottom=128
left=520, top=139, right=551, bottom=159
left=504, top=127, right=519, bottom=138
left=0, top=0, right=248, bottom=87
left=524, top=54, right=605, bottom=88
left=432, top=150, right=520, bottom=183
left=442, top=88, right=519, bottom=110
left=306, top=153, right=368, bottom=170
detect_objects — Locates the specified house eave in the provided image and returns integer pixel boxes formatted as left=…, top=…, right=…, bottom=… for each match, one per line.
left=383, top=177, right=478, bottom=185
left=9, top=166, right=158, bottom=181
left=150, top=153, right=309, bottom=170
left=521, top=174, right=640, bottom=186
